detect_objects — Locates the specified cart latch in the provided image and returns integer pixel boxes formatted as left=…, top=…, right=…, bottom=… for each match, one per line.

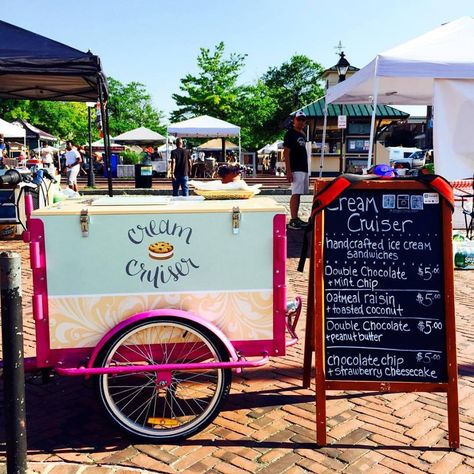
left=80, top=208, right=89, bottom=237
left=232, top=207, right=240, bottom=234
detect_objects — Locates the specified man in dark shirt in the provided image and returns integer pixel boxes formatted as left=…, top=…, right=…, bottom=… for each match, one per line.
left=170, top=138, right=192, bottom=196
left=283, top=110, right=309, bottom=229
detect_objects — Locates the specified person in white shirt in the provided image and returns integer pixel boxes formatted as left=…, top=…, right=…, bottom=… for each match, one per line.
left=40, top=143, right=53, bottom=166
left=65, top=141, right=82, bottom=192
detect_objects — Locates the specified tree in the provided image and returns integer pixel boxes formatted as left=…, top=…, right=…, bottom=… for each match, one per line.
left=0, top=99, right=91, bottom=143
left=235, top=81, right=279, bottom=150
left=261, top=55, right=325, bottom=134
left=171, top=42, right=247, bottom=122
left=0, top=76, right=165, bottom=144
left=107, top=77, right=165, bottom=136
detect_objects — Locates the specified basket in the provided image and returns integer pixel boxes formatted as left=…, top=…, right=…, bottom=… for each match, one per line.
left=193, top=189, right=256, bottom=200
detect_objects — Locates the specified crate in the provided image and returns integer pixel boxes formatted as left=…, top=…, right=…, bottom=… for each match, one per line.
left=117, top=164, right=135, bottom=178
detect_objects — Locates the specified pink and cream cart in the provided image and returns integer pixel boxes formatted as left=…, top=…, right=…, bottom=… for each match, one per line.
left=20, top=194, right=301, bottom=442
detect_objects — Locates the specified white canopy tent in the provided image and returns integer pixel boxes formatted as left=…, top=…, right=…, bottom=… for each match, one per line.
left=326, top=16, right=474, bottom=181
left=167, top=115, right=241, bottom=160
left=258, top=140, right=283, bottom=155
left=0, top=117, right=26, bottom=141
left=113, top=127, right=166, bottom=143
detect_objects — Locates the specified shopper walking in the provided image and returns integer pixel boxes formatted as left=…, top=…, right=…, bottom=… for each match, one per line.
left=64, top=141, right=82, bottom=192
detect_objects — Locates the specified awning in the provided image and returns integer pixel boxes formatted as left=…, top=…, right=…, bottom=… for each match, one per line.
left=167, top=115, right=240, bottom=137
left=114, top=127, right=166, bottom=143
left=0, top=20, right=108, bottom=102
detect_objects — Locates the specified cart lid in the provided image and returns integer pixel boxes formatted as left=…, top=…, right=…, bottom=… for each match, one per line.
left=32, top=196, right=285, bottom=216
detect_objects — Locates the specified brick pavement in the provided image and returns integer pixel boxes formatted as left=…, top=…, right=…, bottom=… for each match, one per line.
left=0, top=196, right=473, bottom=473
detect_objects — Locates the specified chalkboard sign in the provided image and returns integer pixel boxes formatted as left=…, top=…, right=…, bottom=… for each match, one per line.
left=309, top=179, right=459, bottom=448
left=323, top=189, right=447, bottom=383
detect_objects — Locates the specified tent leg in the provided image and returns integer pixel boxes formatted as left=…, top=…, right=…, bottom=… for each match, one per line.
left=238, top=133, right=241, bottom=163
left=166, top=134, right=169, bottom=178
left=98, top=80, right=113, bottom=197
left=367, top=76, right=379, bottom=170
left=319, top=98, right=329, bottom=178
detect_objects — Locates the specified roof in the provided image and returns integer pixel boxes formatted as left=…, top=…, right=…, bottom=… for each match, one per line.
left=258, top=141, right=283, bottom=154
left=0, top=20, right=107, bottom=101
left=299, top=97, right=409, bottom=118
left=12, top=118, right=56, bottom=140
left=0, top=118, right=26, bottom=138
left=167, top=115, right=240, bottom=138
left=113, top=127, right=165, bottom=143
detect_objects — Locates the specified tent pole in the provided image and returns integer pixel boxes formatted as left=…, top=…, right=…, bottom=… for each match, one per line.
left=221, top=138, right=225, bottom=163
left=367, top=76, right=379, bottom=170
left=238, top=133, right=241, bottom=163
left=165, top=133, right=169, bottom=178
left=319, top=97, right=329, bottom=178
left=98, top=79, right=113, bottom=197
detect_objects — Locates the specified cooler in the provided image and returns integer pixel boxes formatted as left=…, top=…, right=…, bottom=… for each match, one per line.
left=29, top=196, right=287, bottom=361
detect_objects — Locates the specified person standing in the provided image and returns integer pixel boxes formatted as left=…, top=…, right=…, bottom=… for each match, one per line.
left=170, top=138, right=192, bottom=196
left=284, top=110, right=309, bottom=229
left=40, top=142, right=54, bottom=168
left=64, top=141, right=82, bottom=192
left=151, top=146, right=161, bottom=161
left=270, top=151, right=277, bottom=174
left=0, top=134, right=7, bottom=156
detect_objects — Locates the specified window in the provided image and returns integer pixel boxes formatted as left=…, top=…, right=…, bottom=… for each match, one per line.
left=348, top=122, right=371, bottom=134
left=347, top=138, right=370, bottom=153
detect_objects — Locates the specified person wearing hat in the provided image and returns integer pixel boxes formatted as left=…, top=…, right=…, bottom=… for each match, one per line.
left=283, top=110, right=309, bottom=229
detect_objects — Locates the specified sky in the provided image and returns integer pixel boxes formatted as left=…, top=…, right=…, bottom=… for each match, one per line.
left=2, top=0, right=473, bottom=121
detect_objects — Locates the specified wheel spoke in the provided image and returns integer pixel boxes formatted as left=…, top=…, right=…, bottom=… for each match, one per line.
left=98, top=318, right=230, bottom=440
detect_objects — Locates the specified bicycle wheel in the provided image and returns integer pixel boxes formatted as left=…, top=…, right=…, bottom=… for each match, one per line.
left=95, top=317, right=232, bottom=441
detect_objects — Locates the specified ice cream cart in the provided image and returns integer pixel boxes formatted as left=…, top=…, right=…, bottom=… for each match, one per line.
left=20, top=194, right=301, bottom=441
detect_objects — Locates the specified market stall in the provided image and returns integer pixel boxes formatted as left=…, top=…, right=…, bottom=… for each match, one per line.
left=167, top=115, right=241, bottom=162
left=0, top=117, right=26, bottom=143
left=113, top=126, right=166, bottom=144
left=325, top=16, right=474, bottom=181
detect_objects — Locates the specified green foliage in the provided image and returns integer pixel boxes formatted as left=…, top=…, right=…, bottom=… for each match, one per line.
left=121, top=150, right=143, bottom=165
left=235, top=81, right=280, bottom=150
left=0, top=76, right=165, bottom=145
left=261, top=55, right=325, bottom=134
left=0, top=50, right=325, bottom=152
left=171, top=42, right=247, bottom=122
left=0, top=99, right=92, bottom=144
left=107, top=78, right=165, bottom=136
left=171, top=47, right=325, bottom=150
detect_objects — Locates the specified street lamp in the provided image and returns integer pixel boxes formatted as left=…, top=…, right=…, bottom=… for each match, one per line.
left=336, top=52, right=350, bottom=82
left=86, top=101, right=96, bottom=187
left=336, top=52, right=350, bottom=173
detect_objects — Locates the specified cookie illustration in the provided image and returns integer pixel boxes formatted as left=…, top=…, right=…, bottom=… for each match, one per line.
left=148, top=241, right=174, bottom=260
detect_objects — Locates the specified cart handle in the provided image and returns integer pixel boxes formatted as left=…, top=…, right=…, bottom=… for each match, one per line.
left=55, top=352, right=270, bottom=377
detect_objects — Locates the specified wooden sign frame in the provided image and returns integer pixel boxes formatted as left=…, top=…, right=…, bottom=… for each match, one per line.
left=309, top=179, right=459, bottom=448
